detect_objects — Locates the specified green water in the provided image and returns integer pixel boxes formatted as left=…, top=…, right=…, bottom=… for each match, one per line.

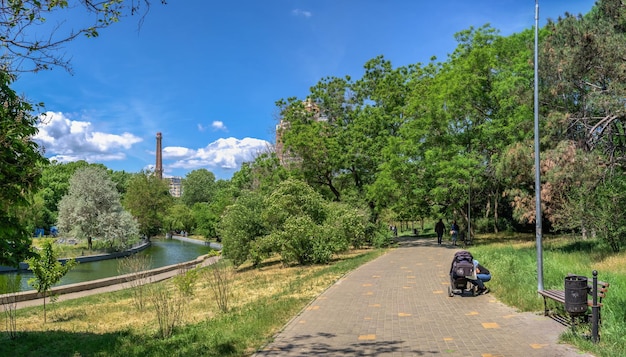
left=3, top=238, right=211, bottom=292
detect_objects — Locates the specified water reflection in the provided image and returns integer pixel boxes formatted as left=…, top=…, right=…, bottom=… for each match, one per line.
left=5, top=238, right=211, bottom=292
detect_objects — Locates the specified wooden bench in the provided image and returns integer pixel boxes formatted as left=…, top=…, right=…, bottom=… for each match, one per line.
left=538, top=273, right=609, bottom=325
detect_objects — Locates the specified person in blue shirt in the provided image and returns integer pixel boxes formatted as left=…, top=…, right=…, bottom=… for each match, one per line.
left=450, top=221, right=459, bottom=246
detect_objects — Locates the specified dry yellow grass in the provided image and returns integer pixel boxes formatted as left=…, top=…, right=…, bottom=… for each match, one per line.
left=12, top=249, right=378, bottom=336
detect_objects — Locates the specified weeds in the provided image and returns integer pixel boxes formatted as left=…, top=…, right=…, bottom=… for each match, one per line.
left=0, top=274, right=21, bottom=339
left=117, top=254, right=152, bottom=311
left=204, top=258, right=233, bottom=313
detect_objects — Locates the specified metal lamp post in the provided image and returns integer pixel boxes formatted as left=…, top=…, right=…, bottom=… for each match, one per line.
left=534, top=0, right=544, bottom=291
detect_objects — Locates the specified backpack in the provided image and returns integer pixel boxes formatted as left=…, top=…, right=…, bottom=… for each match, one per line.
left=450, top=250, right=474, bottom=278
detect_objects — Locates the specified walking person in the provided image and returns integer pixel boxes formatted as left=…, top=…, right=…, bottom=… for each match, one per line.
left=450, top=221, right=459, bottom=246
left=434, top=219, right=445, bottom=245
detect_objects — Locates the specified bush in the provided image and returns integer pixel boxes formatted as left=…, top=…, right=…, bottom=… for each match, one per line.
left=370, top=224, right=395, bottom=248
left=218, top=191, right=267, bottom=267
left=325, top=202, right=368, bottom=250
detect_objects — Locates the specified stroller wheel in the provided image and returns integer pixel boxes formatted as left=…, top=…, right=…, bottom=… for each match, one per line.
left=448, top=286, right=453, bottom=297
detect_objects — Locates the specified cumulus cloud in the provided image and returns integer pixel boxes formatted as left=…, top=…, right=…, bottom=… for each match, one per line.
left=163, top=146, right=195, bottom=159
left=292, top=9, right=312, bottom=18
left=167, top=137, right=271, bottom=170
left=34, top=111, right=142, bottom=163
left=211, top=120, right=227, bottom=131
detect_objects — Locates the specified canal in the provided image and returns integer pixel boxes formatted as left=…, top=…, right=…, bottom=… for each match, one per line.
left=3, top=238, right=213, bottom=292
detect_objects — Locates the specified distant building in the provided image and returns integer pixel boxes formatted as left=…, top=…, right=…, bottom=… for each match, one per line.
left=167, top=177, right=182, bottom=197
left=276, top=98, right=326, bottom=165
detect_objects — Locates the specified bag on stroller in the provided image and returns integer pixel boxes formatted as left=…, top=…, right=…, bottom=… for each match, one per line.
left=448, top=250, right=476, bottom=297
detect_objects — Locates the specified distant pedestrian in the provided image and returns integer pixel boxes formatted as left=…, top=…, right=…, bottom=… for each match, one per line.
left=450, top=221, right=459, bottom=246
left=434, top=219, right=445, bottom=245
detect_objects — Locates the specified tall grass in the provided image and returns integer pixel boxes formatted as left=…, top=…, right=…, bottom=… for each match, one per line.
left=469, top=237, right=626, bottom=357
left=0, top=248, right=385, bottom=357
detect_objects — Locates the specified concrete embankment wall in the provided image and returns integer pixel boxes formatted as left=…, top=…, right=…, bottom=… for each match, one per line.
left=0, top=253, right=219, bottom=304
left=0, top=240, right=152, bottom=272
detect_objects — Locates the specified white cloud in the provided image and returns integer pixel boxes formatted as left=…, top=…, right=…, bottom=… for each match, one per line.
left=163, top=146, right=195, bottom=159
left=167, top=137, right=271, bottom=170
left=292, top=9, right=312, bottom=18
left=34, top=111, right=143, bottom=163
left=211, top=121, right=227, bottom=131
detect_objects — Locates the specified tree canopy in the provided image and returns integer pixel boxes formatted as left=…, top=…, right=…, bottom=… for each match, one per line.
left=57, top=166, right=139, bottom=250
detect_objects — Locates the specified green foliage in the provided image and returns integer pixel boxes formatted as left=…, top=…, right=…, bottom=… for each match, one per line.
left=26, top=240, right=77, bottom=322
left=262, top=178, right=328, bottom=228
left=0, top=71, right=45, bottom=267
left=583, top=175, right=626, bottom=252
left=0, top=273, right=22, bottom=339
left=123, top=171, right=173, bottom=239
left=267, top=215, right=329, bottom=265
left=181, top=169, right=216, bottom=207
left=191, top=202, right=219, bottom=239
left=57, top=166, right=139, bottom=250
left=231, top=152, right=289, bottom=194
left=164, top=203, right=195, bottom=234
left=218, top=190, right=267, bottom=267
left=173, top=267, right=199, bottom=298
left=220, top=179, right=373, bottom=267
left=324, top=201, right=369, bottom=249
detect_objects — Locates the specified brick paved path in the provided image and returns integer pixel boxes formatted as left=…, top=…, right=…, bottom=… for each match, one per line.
left=254, top=237, right=594, bottom=357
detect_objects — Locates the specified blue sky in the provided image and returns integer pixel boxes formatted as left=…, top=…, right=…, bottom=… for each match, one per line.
left=13, top=0, right=595, bottom=180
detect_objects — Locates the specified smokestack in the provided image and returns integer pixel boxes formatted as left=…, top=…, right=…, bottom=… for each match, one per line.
left=156, top=132, right=163, bottom=179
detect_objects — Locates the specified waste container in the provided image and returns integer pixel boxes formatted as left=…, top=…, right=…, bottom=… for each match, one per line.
left=564, top=275, right=588, bottom=316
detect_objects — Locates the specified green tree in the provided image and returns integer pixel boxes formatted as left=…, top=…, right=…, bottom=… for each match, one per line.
left=231, top=152, right=289, bottom=194
left=33, top=160, right=92, bottom=230
left=262, top=179, right=333, bottom=265
left=218, top=190, right=267, bottom=267
left=191, top=202, right=218, bottom=240
left=57, top=166, right=139, bottom=250
left=181, top=169, right=216, bottom=206
left=27, top=240, right=77, bottom=323
left=123, top=171, right=173, bottom=239
left=164, top=203, right=195, bottom=234
left=0, top=71, right=47, bottom=267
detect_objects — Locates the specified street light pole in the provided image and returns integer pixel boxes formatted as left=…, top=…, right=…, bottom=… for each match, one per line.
left=534, top=0, right=544, bottom=291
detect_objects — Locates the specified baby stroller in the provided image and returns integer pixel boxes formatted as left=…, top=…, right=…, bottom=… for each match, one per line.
left=448, top=250, right=477, bottom=297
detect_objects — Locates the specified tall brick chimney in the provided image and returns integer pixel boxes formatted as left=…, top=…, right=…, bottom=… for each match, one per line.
left=156, top=132, right=163, bottom=179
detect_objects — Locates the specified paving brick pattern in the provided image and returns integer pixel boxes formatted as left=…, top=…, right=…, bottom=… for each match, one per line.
left=254, top=237, right=595, bottom=357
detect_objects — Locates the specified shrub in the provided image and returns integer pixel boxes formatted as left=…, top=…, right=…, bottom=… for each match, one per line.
left=218, top=191, right=266, bottom=267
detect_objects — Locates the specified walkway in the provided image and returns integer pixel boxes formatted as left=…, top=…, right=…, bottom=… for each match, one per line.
left=253, top=237, right=594, bottom=357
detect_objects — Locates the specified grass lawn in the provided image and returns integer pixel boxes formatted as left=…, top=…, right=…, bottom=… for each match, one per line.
left=0, top=248, right=386, bottom=357
left=4, top=232, right=624, bottom=357
left=468, top=233, right=626, bottom=357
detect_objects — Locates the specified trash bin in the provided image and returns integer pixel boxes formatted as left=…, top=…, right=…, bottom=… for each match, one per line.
left=565, top=275, right=588, bottom=316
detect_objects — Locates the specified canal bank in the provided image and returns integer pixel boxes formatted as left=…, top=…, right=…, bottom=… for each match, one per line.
left=1, top=237, right=221, bottom=300
left=0, top=240, right=152, bottom=273
left=0, top=253, right=221, bottom=307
